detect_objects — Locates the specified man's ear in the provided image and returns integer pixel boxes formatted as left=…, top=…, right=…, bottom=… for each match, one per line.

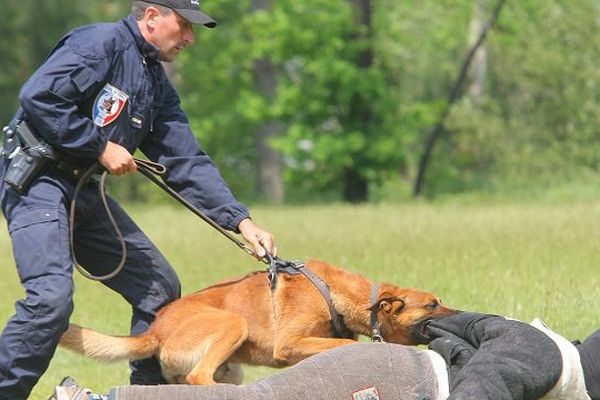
left=145, top=6, right=161, bottom=26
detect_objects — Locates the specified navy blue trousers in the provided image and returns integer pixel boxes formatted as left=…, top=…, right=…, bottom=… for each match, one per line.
left=0, top=165, right=181, bottom=400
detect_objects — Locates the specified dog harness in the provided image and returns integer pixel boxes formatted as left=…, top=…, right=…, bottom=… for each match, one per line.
left=264, top=255, right=353, bottom=339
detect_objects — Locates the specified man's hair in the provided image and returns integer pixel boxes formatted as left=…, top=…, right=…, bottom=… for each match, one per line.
left=132, top=1, right=173, bottom=20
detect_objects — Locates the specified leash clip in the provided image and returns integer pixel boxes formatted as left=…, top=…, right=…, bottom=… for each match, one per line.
left=265, top=250, right=282, bottom=289
left=264, top=247, right=304, bottom=290
left=371, top=329, right=384, bottom=343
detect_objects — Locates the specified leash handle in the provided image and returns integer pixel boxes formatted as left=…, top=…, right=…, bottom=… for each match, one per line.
left=134, top=158, right=166, bottom=175
left=70, top=163, right=127, bottom=281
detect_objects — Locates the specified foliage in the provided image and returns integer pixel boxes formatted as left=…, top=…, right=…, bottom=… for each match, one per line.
left=0, top=1, right=128, bottom=124
left=426, top=0, right=600, bottom=195
left=487, top=0, right=600, bottom=185
left=0, top=0, right=599, bottom=201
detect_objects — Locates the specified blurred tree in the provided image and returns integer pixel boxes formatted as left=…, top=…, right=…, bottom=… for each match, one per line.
left=0, top=0, right=128, bottom=125
left=265, top=0, right=390, bottom=202
left=433, top=0, right=600, bottom=196
left=252, top=0, right=285, bottom=204
left=467, top=0, right=488, bottom=102
left=487, top=0, right=600, bottom=187
left=0, top=1, right=83, bottom=124
left=413, top=0, right=506, bottom=197
left=342, top=0, right=374, bottom=202
left=0, top=2, right=25, bottom=125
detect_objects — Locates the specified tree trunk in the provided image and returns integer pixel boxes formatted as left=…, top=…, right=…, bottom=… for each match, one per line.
left=468, top=0, right=487, bottom=101
left=343, top=169, right=369, bottom=203
left=413, top=0, right=506, bottom=197
left=252, top=0, right=284, bottom=204
left=345, top=0, right=373, bottom=203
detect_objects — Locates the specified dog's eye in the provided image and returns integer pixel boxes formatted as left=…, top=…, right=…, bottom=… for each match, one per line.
left=426, top=301, right=439, bottom=310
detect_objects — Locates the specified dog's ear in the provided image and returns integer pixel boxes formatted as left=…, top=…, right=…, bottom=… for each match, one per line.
left=366, top=289, right=393, bottom=310
left=367, top=297, right=405, bottom=315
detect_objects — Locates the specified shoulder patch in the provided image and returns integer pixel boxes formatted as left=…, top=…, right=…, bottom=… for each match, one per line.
left=92, top=83, right=129, bottom=127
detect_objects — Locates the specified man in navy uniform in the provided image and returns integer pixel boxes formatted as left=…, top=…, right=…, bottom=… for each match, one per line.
left=0, top=1, right=276, bottom=399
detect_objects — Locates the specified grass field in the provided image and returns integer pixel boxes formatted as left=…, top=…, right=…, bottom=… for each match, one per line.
left=1, top=200, right=600, bottom=399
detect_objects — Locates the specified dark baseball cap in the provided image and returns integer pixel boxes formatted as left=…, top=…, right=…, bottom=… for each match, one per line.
left=145, top=0, right=217, bottom=28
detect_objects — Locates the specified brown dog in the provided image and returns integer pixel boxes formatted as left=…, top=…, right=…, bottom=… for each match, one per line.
left=60, top=259, right=453, bottom=385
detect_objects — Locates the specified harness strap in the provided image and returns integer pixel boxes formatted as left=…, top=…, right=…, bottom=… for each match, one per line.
left=300, top=267, right=353, bottom=339
left=265, top=254, right=353, bottom=339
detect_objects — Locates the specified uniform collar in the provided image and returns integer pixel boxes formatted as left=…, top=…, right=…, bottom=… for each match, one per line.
left=124, top=14, right=161, bottom=62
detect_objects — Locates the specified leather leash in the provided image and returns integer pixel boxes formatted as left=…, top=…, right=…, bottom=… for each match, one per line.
left=133, top=158, right=261, bottom=261
left=69, top=158, right=266, bottom=282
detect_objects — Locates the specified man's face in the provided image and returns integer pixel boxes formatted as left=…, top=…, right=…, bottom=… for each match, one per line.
left=148, top=8, right=195, bottom=62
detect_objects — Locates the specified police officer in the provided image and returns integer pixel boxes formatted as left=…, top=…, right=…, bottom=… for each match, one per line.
left=0, top=1, right=276, bottom=399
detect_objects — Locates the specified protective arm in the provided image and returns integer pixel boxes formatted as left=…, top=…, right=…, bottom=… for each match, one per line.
left=140, top=82, right=250, bottom=231
left=426, top=312, right=562, bottom=400
left=576, top=327, right=600, bottom=399
left=18, top=36, right=110, bottom=160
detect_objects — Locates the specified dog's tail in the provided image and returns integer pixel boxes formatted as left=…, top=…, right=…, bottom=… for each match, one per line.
left=60, top=324, right=159, bottom=362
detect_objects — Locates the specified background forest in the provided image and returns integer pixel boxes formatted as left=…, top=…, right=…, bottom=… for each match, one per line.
left=1, top=0, right=599, bottom=203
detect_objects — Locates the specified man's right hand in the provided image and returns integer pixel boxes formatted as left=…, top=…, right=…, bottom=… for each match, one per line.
left=99, top=141, right=137, bottom=176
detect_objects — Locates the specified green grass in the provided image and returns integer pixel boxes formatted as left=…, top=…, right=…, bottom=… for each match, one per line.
left=1, top=201, right=600, bottom=399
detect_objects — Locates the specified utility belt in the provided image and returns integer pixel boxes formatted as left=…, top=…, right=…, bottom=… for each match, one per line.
left=1, top=120, right=93, bottom=193
left=52, top=160, right=97, bottom=184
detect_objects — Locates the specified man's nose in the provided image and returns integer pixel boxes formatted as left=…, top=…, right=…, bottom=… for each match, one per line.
left=183, top=27, right=195, bottom=45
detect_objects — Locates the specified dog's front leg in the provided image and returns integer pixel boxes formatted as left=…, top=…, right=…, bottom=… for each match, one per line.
left=273, top=337, right=356, bottom=366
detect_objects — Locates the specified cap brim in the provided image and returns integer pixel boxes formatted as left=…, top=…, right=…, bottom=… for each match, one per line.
left=175, top=9, right=217, bottom=28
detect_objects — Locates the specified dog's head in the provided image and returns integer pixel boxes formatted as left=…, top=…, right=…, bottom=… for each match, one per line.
left=367, top=283, right=455, bottom=345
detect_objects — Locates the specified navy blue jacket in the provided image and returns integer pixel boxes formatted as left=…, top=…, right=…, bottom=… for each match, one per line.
left=14, top=14, right=249, bottom=231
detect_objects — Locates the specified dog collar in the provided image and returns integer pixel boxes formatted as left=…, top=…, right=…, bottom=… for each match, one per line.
left=370, top=282, right=385, bottom=342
